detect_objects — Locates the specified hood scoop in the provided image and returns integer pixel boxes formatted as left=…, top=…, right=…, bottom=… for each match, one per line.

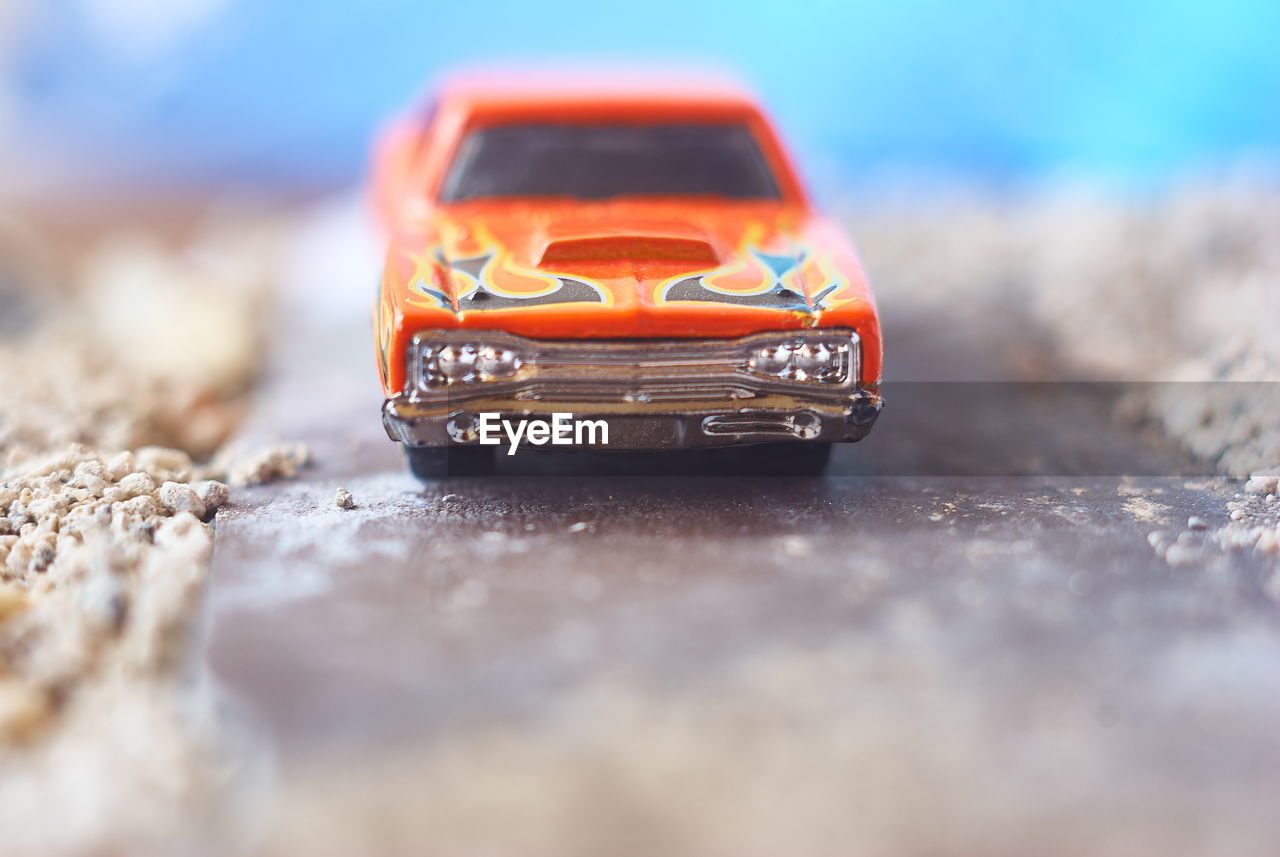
left=538, top=235, right=719, bottom=267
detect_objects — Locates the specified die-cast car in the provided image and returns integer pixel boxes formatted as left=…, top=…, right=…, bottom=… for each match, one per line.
left=372, top=72, right=882, bottom=476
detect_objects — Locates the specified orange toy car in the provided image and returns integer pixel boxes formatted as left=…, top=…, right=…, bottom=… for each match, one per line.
left=372, top=72, right=882, bottom=477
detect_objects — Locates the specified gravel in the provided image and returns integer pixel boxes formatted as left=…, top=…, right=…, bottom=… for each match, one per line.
left=0, top=214, right=286, bottom=855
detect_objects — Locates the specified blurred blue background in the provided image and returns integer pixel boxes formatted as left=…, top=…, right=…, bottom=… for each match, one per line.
left=4, top=0, right=1278, bottom=192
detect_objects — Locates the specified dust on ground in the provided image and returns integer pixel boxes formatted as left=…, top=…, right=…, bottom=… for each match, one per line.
left=4, top=178, right=1280, bottom=855
left=0, top=209, right=300, bottom=856
left=240, top=180, right=1280, bottom=857
left=265, top=625, right=1280, bottom=857
left=851, top=176, right=1280, bottom=459
left=851, top=176, right=1280, bottom=569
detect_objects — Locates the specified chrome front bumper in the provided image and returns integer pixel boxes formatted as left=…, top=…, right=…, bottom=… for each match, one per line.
left=382, top=329, right=882, bottom=451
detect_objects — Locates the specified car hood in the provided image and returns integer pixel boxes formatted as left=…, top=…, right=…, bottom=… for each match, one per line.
left=395, top=200, right=868, bottom=339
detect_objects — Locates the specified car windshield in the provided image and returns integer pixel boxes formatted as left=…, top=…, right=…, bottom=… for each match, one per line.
left=439, top=122, right=782, bottom=202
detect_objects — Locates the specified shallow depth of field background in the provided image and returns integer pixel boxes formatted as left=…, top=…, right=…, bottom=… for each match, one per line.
left=1, top=0, right=1277, bottom=198
left=4, top=4, right=1280, bottom=857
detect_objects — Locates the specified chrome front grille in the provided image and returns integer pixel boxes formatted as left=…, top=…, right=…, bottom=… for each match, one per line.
left=511, top=381, right=765, bottom=404
left=408, top=329, right=861, bottom=406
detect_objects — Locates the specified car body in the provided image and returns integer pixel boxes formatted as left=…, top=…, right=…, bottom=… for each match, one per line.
left=372, top=72, right=882, bottom=474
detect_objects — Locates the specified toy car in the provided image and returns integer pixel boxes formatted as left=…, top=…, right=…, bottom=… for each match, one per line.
left=372, top=73, right=882, bottom=477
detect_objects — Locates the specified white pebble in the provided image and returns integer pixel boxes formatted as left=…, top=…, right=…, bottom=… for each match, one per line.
left=79, top=475, right=109, bottom=498
left=193, top=480, right=229, bottom=511
left=120, top=495, right=159, bottom=518
left=100, top=486, right=127, bottom=504
left=1245, top=475, right=1279, bottom=495
left=117, top=472, right=156, bottom=499
left=157, top=482, right=206, bottom=518
left=103, top=451, right=135, bottom=481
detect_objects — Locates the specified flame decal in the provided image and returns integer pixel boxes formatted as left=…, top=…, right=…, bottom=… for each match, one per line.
left=401, top=219, right=855, bottom=315
left=653, top=222, right=855, bottom=314
left=440, top=223, right=609, bottom=308
left=798, top=251, right=857, bottom=310
left=487, top=254, right=566, bottom=296
left=700, top=249, right=774, bottom=293
left=405, top=246, right=451, bottom=310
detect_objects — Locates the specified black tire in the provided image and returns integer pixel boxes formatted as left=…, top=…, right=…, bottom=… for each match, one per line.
left=740, top=442, right=833, bottom=477
left=406, top=446, right=496, bottom=480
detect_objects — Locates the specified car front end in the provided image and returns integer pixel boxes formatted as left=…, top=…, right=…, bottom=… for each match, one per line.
left=382, top=327, right=882, bottom=453
left=371, top=80, right=885, bottom=473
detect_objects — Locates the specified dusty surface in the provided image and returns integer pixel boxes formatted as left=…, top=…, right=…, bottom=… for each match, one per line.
left=0, top=446, right=236, bottom=856
left=3, top=183, right=1277, bottom=855
left=850, top=178, right=1280, bottom=471
left=0, top=211, right=282, bottom=857
left=207, top=189, right=1280, bottom=856
left=0, top=216, right=274, bottom=464
left=215, top=469, right=1280, bottom=857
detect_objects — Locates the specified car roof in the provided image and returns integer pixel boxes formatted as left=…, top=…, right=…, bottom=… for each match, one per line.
left=434, top=68, right=765, bottom=118
left=404, top=68, right=808, bottom=207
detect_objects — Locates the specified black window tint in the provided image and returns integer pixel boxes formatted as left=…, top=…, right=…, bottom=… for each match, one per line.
left=440, top=123, right=782, bottom=202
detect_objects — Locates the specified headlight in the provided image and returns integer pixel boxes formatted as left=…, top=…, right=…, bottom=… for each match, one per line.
left=747, top=337, right=851, bottom=383
left=419, top=341, right=523, bottom=388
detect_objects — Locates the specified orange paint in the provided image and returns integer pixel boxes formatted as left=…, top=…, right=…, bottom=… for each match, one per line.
left=372, top=73, right=882, bottom=397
